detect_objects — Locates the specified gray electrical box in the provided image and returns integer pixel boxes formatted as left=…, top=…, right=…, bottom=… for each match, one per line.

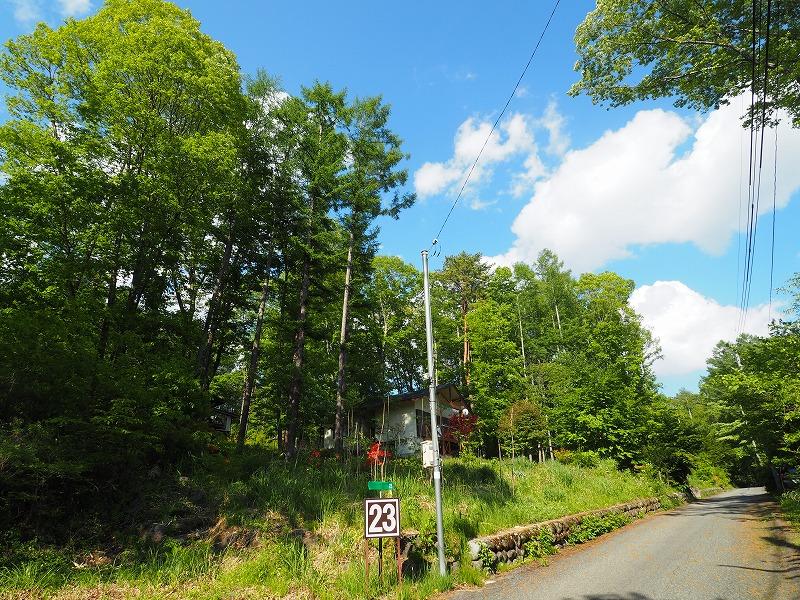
left=421, top=440, right=434, bottom=468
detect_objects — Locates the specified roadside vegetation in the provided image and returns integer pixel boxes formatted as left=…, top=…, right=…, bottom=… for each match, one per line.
left=0, top=449, right=675, bottom=599
left=780, top=491, right=800, bottom=531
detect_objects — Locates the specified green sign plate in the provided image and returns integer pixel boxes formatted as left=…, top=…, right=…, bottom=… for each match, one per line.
left=367, top=480, right=394, bottom=491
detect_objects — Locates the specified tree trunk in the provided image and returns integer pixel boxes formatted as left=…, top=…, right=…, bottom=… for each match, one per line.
left=237, top=252, right=274, bottom=452
left=197, top=218, right=235, bottom=390
left=97, top=235, right=122, bottom=361
left=276, top=408, right=283, bottom=453
left=286, top=252, right=311, bottom=458
left=334, top=229, right=356, bottom=454
left=462, top=295, right=471, bottom=388
left=554, top=303, right=563, bottom=338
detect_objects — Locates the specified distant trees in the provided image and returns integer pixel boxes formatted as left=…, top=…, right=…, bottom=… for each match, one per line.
left=701, top=318, right=800, bottom=481
left=423, top=250, right=668, bottom=466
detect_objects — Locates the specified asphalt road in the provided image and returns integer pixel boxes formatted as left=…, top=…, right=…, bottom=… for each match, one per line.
left=446, top=488, right=800, bottom=600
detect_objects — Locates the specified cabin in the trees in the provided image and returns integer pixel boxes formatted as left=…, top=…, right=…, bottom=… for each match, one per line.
left=324, top=383, right=466, bottom=457
left=210, top=402, right=238, bottom=434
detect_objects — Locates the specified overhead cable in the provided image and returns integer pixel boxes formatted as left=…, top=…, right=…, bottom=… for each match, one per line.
left=427, top=0, right=562, bottom=251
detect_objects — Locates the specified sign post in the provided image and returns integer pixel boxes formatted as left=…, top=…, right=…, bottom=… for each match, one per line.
left=364, top=488, right=403, bottom=594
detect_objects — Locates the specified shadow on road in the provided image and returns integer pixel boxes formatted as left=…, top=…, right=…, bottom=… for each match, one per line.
left=558, top=595, right=728, bottom=600
left=760, top=529, right=800, bottom=580
left=661, top=488, right=773, bottom=523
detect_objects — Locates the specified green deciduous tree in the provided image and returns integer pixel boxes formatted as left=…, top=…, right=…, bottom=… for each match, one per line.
left=498, top=399, right=548, bottom=459
left=549, top=272, right=661, bottom=465
left=572, top=0, right=800, bottom=125
left=0, top=0, right=246, bottom=535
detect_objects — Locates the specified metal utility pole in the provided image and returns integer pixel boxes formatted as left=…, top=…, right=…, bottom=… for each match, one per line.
left=421, top=249, right=447, bottom=575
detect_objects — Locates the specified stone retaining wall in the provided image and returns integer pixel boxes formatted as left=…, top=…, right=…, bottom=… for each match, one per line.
left=466, top=496, right=664, bottom=571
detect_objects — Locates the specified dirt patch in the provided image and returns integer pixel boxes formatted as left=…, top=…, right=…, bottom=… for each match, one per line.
left=207, top=517, right=261, bottom=553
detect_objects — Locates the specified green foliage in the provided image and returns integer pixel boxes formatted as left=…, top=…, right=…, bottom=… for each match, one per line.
left=467, top=299, right=529, bottom=443
left=571, top=0, right=800, bottom=126
left=523, top=528, right=556, bottom=563
left=558, top=450, right=603, bottom=469
left=546, top=271, right=661, bottom=466
left=780, top=490, right=800, bottom=530
left=477, top=542, right=494, bottom=571
left=498, top=399, right=548, bottom=458
left=566, top=512, right=632, bottom=545
left=686, top=463, right=732, bottom=491
left=701, top=318, right=800, bottom=481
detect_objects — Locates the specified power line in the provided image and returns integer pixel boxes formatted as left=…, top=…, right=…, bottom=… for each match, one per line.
left=736, top=95, right=745, bottom=316
left=747, top=0, right=773, bottom=313
left=769, top=0, right=780, bottom=322
left=739, top=0, right=759, bottom=332
left=740, top=0, right=773, bottom=333
left=769, top=125, right=778, bottom=321
left=428, top=0, right=562, bottom=250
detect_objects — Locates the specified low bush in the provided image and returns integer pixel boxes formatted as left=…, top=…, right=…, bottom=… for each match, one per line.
left=556, top=450, right=602, bottom=468
left=523, top=527, right=557, bottom=563
left=780, top=490, right=800, bottom=529
left=566, top=512, right=632, bottom=545
left=687, top=463, right=731, bottom=491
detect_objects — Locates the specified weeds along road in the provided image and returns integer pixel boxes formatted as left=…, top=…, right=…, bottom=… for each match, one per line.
left=446, top=488, right=799, bottom=600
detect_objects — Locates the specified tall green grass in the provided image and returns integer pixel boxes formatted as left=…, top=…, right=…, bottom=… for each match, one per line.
left=2, top=454, right=675, bottom=599
left=780, top=490, right=800, bottom=530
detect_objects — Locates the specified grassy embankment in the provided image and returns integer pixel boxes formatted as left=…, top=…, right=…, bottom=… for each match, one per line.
left=0, top=446, right=678, bottom=599
left=780, top=490, right=800, bottom=531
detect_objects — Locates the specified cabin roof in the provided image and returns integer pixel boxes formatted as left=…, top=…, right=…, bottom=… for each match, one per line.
left=363, top=382, right=463, bottom=412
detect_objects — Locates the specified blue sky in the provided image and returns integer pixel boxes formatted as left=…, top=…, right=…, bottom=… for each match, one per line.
left=2, top=0, right=799, bottom=395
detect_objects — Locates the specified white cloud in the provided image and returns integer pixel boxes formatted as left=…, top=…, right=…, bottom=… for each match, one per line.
left=511, top=153, right=546, bottom=197
left=414, top=162, right=464, bottom=198
left=7, top=0, right=91, bottom=25
left=9, top=0, right=40, bottom=24
left=57, top=0, right=90, bottom=16
left=630, top=280, right=774, bottom=376
left=494, top=100, right=800, bottom=272
left=539, top=100, right=570, bottom=157
left=413, top=106, right=570, bottom=204
left=414, top=112, right=538, bottom=201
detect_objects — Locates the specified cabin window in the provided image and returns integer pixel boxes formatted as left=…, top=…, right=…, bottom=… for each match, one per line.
left=415, top=410, right=431, bottom=439
left=416, top=410, right=452, bottom=439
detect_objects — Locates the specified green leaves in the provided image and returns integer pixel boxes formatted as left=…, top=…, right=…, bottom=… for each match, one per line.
left=566, top=512, right=632, bottom=545
left=701, top=317, right=800, bottom=472
left=571, top=0, right=800, bottom=126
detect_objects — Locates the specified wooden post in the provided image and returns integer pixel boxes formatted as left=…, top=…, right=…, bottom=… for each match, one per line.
left=378, top=537, right=383, bottom=586
left=396, top=536, right=403, bottom=585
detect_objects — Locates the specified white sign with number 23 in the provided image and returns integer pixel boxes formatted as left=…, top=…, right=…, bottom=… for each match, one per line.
left=364, top=498, right=400, bottom=538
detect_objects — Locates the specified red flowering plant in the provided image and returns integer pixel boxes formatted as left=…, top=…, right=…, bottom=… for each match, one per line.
left=308, top=448, right=322, bottom=467
left=447, top=412, right=479, bottom=456
left=366, top=441, right=391, bottom=480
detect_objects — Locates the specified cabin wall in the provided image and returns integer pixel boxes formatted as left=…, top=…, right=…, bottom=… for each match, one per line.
left=377, top=403, right=418, bottom=456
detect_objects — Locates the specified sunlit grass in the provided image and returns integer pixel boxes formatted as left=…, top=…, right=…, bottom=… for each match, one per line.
left=2, top=453, right=676, bottom=599
left=780, top=490, right=800, bottom=530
